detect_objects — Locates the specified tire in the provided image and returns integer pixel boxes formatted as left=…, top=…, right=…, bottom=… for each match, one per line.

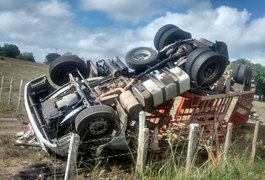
left=236, top=65, right=251, bottom=86
left=186, top=48, right=227, bottom=87
left=125, top=47, right=158, bottom=71
left=232, top=64, right=240, bottom=81
left=185, top=47, right=211, bottom=76
left=246, top=69, right=252, bottom=87
left=154, top=24, right=177, bottom=50
left=49, top=55, right=89, bottom=86
left=156, top=26, right=192, bottom=51
left=75, top=105, right=120, bottom=144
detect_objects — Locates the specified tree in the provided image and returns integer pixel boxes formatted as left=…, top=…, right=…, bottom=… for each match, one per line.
left=45, top=53, right=61, bottom=64
left=17, top=52, right=35, bottom=62
left=0, top=46, right=3, bottom=56
left=2, top=44, right=20, bottom=58
left=63, top=52, right=73, bottom=56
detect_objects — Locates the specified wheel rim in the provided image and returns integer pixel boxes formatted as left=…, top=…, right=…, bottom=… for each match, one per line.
left=58, top=67, right=76, bottom=77
left=88, top=118, right=109, bottom=135
left=132, top=49, right=151, bottom=61
left=202, top=62, right=219, bottom=80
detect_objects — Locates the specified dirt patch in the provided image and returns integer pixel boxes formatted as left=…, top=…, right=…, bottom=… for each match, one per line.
left=0, top=113, right=55, bottom=179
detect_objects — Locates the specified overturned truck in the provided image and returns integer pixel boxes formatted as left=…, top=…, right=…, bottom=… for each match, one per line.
left=24, top=24, right=254, bottom=160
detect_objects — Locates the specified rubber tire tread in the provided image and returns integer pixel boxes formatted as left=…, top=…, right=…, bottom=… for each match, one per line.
left=232, top=64, right=240, bottom=81
left=154, top=24, right=177, bottom=50
left=237, top=65, right=251, bottom=85
left=158, top=27, right=192, bottom=50
left=125, top=47, right=158, bottom=71
left=75, top=105, right=120, bottom=142
left=185, top=47, right=212, bottom=77
left=49, top=55, right=89, bottom=86
left=190, top=51, right=227, bottom=86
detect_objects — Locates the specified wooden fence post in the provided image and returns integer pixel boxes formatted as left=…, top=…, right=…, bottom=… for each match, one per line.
left=64, top=133, right=80, bottom=180
left=224, top=122, right=233, bottom=160
left=136, top=111, right=149, bottom=179
left=250, top=121, right=260, bottom=165
left=16, top=79, right=23, bottom=112
left=185, top=123, right=199, bottom=174
left=8, top=77, right=13, bottom=105
left=0, top=76, right=4, bottom=102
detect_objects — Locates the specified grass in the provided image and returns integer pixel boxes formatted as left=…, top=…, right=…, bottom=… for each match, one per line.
left=0, top=57, right=48, bottom=114
left=0, top=56, right=48, bottom=82
left=84, top=143, right=265, bottom=180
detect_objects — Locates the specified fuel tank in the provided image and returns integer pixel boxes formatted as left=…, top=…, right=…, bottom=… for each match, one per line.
left=132, top=66, right=190, bottom=107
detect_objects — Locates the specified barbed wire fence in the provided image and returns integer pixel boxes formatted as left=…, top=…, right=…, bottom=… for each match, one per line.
left=0, top=75, right=25, bottom=113
left=6, top=128, right=194, bottom=179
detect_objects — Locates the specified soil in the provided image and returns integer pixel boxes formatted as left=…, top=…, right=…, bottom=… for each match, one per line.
left=0, top=112, right=61, bottom=179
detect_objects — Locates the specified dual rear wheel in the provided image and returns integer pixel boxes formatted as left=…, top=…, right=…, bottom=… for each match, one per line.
left=232, top=64, right=252, bottom=86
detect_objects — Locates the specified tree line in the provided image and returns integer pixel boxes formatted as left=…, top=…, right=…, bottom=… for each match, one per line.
left=0, top=43, right=67, bottom=64
left=0, top=43, right=35, bottom=62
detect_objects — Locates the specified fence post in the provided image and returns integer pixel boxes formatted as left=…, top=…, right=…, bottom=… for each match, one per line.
left=250, top=120, right=260, bottom=165
left=225, top=78, right=231, bottom=94
left=8, top=77, right=13, bottom=105
left=16, top=79, right=23, bottom=112
left=135, top=111, right=149, bottom=179
left=185, top=123, right=199, bottom=174
left=64, top=133, right=80, bottom=180
left=224, top=122, right=233, bottom=160
left=0, top=76, right=4, bottom=102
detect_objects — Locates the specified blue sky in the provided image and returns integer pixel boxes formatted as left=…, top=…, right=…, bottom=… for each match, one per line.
left=0, top=0, right=265, bottom=65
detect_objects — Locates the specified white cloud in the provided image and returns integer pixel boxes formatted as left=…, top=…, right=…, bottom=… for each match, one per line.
left=136, top=5, right=265, bottom=65
left=0, top=0, right=265, bottom=66
left=35, top=0, right=72, bottom=19
left=79, top=0, right=161, bottom=23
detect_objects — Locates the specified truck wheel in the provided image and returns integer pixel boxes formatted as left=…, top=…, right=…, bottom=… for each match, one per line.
left=154, top=24, right=177, bottom=50
left=154, top=25, right=192, bottom=51
left=186, top=48, right=227, bottom=87
left=125, top=47, right=158, bottom=71
left=75, top=105, right=120, bottom=144
left=236, top=65, right=252, bottom=86
left=49, top=55, right=89, bottom=86
left=232, top=64, right=240, bottom=82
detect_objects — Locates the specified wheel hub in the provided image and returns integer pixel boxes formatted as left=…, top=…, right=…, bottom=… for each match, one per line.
left=89, top=118, right=109, bottom=135
left=203, top=63, right=217, bottom=79
left=132, top=49, right=151, bottom=61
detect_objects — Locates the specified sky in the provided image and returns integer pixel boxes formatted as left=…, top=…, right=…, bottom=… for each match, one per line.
left=0, top=0, right=265, bottom=65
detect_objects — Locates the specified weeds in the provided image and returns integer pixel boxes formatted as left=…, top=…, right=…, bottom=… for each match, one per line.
left=0, top=102, right=14, bottom=114
left=140, top=147, right=264, bottom=180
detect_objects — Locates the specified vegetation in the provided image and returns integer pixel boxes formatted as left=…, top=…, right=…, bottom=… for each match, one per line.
left=0, top=44, right=20, bottom=58
left=0, top=57, right=47, bottom=81
left=86, top=144, right=265, bottom=180
left=230, top=59, right=265, bottom=100
left=17, top=52, right=35, bottom=62
left=0, top=43, right=35, bottom=62
left=45, top=53, right=61, bottom=64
